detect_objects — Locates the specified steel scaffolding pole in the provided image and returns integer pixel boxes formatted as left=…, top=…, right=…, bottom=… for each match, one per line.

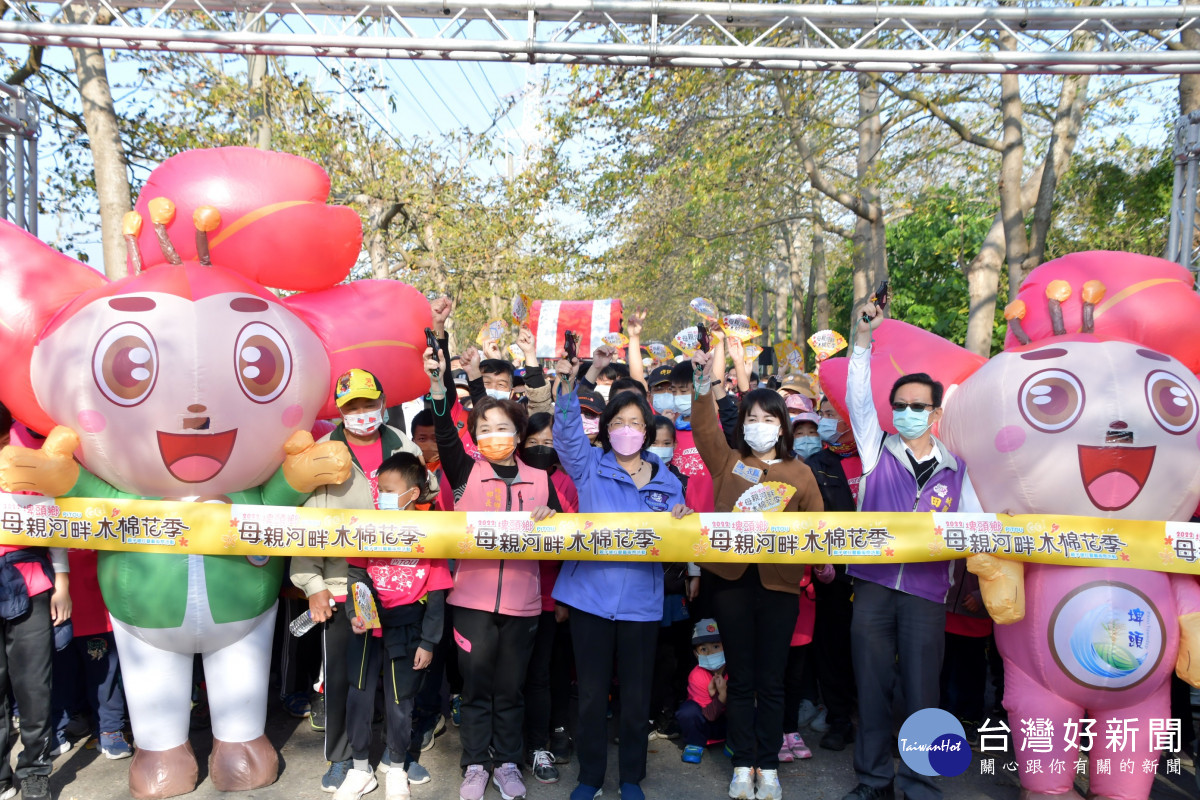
left=1169, top=110, right=1200, bottom=279
left=1, top=1, right=1199, bottom=74
left=0, top=83, right=39, bottom=235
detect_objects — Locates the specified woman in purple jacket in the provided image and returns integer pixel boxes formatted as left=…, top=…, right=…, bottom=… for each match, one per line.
left=552, top=348, right=693, bottom=800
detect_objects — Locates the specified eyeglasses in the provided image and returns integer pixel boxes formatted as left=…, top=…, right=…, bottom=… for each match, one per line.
left=891, top=402, right=935, bottom=413
left=608, top=420, right=646, bottom=431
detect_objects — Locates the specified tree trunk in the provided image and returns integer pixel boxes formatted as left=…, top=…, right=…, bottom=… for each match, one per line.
left=64, top=7, right=131, bottom=279
left=1182, top=27, right=1200, bottom=115
left=1026, top=68, right=1091, bottom=272
left=963, top=214, right=1004, bottom=356
left=852, top=74, right=887, bottom=327
left=997, top=46, right=1030, bottom=295
left=247, top=41, right=271, bottom=150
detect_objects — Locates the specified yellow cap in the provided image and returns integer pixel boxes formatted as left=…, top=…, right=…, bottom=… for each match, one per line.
left=334, top=368, right=383, bottom=407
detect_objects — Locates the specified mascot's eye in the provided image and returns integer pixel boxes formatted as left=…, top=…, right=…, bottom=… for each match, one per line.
left=93, top=322, right=158, bottom=407
left=1145, top=370, right=1197, bottom=434
left=234, top=322, right=292, bottom=403
left=1018, top=368, right=1084, bottom=433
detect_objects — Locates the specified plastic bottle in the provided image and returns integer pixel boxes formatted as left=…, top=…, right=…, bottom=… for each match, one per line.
left=289, top=597, right=335, bottom=637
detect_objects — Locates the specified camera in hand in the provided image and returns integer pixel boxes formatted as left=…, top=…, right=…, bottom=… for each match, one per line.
left=564, top=330, right=579, bottom=361
left=862, top=279, right=890, bottom=323
left=697, top=323, right=711, bottom=353
left=424, top=327, right=440, bottom=378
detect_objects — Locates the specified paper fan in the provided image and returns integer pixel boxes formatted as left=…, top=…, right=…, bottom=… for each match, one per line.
left=602, top=332, right=630, bottom=348
left=807, top=329, right=848, bottom=362
left=774, top=340, right=804, bottom=370
left=733, top=481, right=797, bottom=513
left=743, top=344, right=763, bottom=361
left=476, top=319, right=507, bottom=345
left=720, top=314, right=763, bottom=342
left=672, top=326, right=701, bottom=357
left=690, top=297, right=720, bottom=321
left=511, top=294, right=533, bottom=326
left=507, top=344, right=524, bottom=362
left=646, top=341, right=675, bottom=360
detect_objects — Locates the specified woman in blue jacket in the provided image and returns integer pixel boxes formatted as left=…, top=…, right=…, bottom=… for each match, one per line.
left=553, top=348, right=692, bottom=800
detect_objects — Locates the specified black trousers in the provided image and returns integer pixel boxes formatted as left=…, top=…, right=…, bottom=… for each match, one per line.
left=939, top=631, right=988, bottom=723
left=346, top=634, right=423, bottom=763
left=0, top=592, right=53, bottom=785
left=523, top=610, right=572, bottom=752
left=814, top=578, right=855, bottom=732
left=708, top=567, right=799, bottom=770
left=454, top=606, right=538, bottom=769
left=322, top=607, right=353, bottom=763
left=677, top=699, right=725, bottom=748
left=850, top=579, right=946, bottom=800
left=570, top=608, right=657, bottom=787
left=649, top=618, right=694, bottom=721
left=782, top=644, right=809, bottom=735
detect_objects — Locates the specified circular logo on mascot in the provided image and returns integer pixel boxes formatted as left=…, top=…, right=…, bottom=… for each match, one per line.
left=897, top=708, right=971, bottom=777
left=1049, top=581, right=1164, bottom=691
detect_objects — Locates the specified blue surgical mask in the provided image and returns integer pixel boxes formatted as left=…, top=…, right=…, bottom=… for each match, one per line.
left=673, top=395, right=692, bottom=416
left=648, top=445, right=675, bottom=464
left=486, top=389, right=511, bottom=401
left=818, top=418, right=840, bottom=443
left=793, top=435, right=822, bottom=459
left=892, top=408, right=933, bottom=440
left=651, top=392, right=674, bottom=413
left=698, top=651, right=725, bottom=671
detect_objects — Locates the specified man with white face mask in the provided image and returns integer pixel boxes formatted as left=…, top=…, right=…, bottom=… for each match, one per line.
left=839, top=305, right=982, bottom=800
left=290, top=368, right=431, bottom=795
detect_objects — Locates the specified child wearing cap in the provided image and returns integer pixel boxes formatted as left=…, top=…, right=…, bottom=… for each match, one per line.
left=677, top=618, right=728, bottom=765
left=290, top=368, right=432, bottom=795
left=789, top=397, right=822, bottom=459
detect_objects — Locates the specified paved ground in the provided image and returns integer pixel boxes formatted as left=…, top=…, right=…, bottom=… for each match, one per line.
left=42, top=704, right=1200, bottom=800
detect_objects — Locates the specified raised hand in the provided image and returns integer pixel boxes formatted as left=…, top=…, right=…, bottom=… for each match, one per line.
left=431, top=295, right=454, bottom=335
left=627, top=309, right=647, bottom=339
left=517, top=325, right=538, bottom=365
left=283, top=430, right=352, bottom=492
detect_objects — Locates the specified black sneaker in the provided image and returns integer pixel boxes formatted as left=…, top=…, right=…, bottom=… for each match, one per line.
left=649, top=715, right=680, bottom=740
left=820, top=726, right=854, bottom=752
left=309, top=694, right=326, bottom=732
left=528, top=749, right=559, bottom=784
left=20, top=774, right=50, bottom=800
left=549, top=727, right=572, bottom=763
left=841, top=783, right=894, bottom=800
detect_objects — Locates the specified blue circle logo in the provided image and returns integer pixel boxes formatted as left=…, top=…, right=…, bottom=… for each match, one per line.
left=897, top=708, right=971, bottom=777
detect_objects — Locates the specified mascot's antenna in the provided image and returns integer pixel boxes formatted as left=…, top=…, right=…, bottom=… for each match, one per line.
left=193, top=206, right=220, bottom=267
left=147, top=197, right=182, bottom=266
left=121, top=211, right=144, bottom=275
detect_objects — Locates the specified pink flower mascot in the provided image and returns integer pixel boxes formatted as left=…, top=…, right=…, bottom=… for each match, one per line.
left=0, top=148, right=432, bottom=799
left=821, top=252, right=1200, bottom=800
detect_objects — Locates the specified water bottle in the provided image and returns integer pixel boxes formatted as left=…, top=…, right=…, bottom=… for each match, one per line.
left=289, top=597, right=335, bottom=637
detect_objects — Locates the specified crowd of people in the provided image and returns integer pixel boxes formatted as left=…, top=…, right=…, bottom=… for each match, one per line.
left=0, top=295, right=1197, bottom=800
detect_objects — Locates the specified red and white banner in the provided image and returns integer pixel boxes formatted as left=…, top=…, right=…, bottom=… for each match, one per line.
left=530, top=299, right=624, bottom=359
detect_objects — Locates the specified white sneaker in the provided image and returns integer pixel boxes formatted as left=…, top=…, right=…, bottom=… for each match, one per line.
left=333, top=768, right=378, bottom=800
left=385, top=768, right=410, bottom=800
left=729, top=766, right=755, bottom=799
left=755, top=768, right=782, bottom=800
left=0, top=785, right=14, bottom=800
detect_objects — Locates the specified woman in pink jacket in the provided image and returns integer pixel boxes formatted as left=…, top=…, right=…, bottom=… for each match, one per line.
left=424, top=349, right=560, bottom=800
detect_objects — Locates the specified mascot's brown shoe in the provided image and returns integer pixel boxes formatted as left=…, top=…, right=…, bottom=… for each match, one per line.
left=129, top=742, right=199, bottom=800
left=209, top=735, right=279, bottom=792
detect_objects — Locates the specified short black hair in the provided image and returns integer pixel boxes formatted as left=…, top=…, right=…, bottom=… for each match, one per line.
left=669, top=361, right=694, bottom=385
left=596, top=391, right=655, bottom=454
left=749, top=372, right=760, bottom=382
left=378, top=451, right=427, bottom=492
left=524, top=411, right=552, bottom=445
left=411, top=409, right=434, bottom=431
left=480, top=358, right=516, bottom=379
left=612, top=376, right=646, bottom=397
left=599, top=364, right=622, bottom=381
left=737, top=388, right=795, bottom=461
left=467, top=396, right=529, bottom=442
left=652, top=414, right=677, bottom=442
left=889, top=373, right=944, bottom=408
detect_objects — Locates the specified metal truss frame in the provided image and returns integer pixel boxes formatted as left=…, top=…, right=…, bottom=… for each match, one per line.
left=1169, top=110, right=1200, bottom=277
left=0, top=83, right=38, bottom=235
left=1, top=1, right=1200, bottom=75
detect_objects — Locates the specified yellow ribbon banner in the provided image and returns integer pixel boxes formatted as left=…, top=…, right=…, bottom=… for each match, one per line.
left=0, top=494, right=1196, bottom=573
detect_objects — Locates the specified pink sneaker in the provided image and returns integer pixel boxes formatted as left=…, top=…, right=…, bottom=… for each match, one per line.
left=785, top=731, right=812, bottom=759
left=492, top=762, right=527, bottom=800
left=777, top=735, right=794, bottom=763
left=460, top=764, right=489, bottom=800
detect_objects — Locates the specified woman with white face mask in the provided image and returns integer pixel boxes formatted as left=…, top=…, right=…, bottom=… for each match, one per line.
left=688, top=347, right=825, bottom=800
left=423, top=347, right=561, bottom=800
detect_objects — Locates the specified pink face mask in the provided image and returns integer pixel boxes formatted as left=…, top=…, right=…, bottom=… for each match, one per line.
left=609, top=425, right=644, bottom=456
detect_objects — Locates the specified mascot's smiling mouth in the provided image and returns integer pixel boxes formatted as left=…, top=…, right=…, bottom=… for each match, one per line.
left=1077, top=444, right=1155, bottom=511
left=157, top=429, right=238, bottom=483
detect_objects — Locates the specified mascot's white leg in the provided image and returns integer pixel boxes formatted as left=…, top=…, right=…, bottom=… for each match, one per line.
left=111, top=619, right=200, bottom=800
left=202, top=604, right=280, bottom=792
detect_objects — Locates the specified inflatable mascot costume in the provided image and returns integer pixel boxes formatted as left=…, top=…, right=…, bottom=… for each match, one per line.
left=0, top=147, right=432, bottom=799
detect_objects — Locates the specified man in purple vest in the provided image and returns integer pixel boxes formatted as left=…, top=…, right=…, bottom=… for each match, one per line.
left=839, top=303, right=982, bottom=800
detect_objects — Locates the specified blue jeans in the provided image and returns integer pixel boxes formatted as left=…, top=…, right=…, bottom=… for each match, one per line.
left=51, top=631, right=126, bottom=737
